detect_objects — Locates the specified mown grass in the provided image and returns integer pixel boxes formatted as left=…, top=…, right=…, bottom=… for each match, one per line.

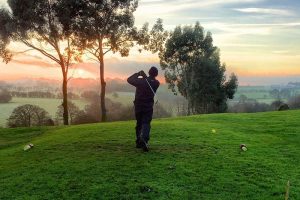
left=0, top=110, right=299, bottom=199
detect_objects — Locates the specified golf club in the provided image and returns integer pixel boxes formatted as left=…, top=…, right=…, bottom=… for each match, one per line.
left=145, top=77, right=158, bottom=105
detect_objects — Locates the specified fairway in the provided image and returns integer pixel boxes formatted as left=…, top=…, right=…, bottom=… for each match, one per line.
left=0, top=110, right=299, bottom=199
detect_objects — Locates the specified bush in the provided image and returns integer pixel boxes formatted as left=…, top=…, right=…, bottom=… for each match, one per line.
left=0, top=89, right=12, bottom=103
left=271, top=100, right=284, bottom=110
left=278, top=104, right=289, bottom=111
left=7, top=104, right=53, bottom=128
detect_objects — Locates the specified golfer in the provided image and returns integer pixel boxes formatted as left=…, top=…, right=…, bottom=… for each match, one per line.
left=127, top=66, right=160, bottom=152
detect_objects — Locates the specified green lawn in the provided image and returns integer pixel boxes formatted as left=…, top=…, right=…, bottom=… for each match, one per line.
left=0, top=110, right=299, bottom=199
left=0, top=98, right=88, bottom=127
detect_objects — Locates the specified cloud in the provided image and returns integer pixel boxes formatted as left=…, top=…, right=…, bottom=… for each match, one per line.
left=199, top=21, right=300, bottom=41
left=136, top=0, right=263, bottom=15
left=12, top=59, right=56, bottom=68
left=219, top=44, right=267, bottom=47
left=272, top=50, right=290, bottom=54
left=205, top=22, right=272, bottom=36
left=234, top=8, right=294, bottom=16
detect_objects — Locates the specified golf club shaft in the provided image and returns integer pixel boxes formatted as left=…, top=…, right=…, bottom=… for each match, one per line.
left=145, top=78, right=156, bottom=96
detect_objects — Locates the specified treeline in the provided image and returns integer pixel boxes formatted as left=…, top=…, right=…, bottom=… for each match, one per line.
left=229, top=95, right=300, bottom=113
left=9, top=91, right=81, bottom=100
left=7, top=94, right=172, bottom=128
left=57, top=91, right=172, bottom=125
left=1, top=78, right=137, bottom=100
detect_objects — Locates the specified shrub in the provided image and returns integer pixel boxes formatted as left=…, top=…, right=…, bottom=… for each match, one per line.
left=278, top=104, right=289, bottom=111
left=271, top=100, right=285, bottom=110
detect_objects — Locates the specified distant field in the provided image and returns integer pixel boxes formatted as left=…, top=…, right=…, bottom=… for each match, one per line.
left=232, top=86, right=300, bottom=104
left=107, top=92, right=134, bottom=105
left=0, top=98, right=88, bottom=127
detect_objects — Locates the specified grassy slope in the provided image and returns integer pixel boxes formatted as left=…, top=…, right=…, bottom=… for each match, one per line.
left=0, top=111, right=299, bottom=200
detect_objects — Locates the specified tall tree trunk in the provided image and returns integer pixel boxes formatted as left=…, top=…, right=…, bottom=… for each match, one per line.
left=99, top=43, right=107, bottom=122
left=62, top=74, right=69, bottom=125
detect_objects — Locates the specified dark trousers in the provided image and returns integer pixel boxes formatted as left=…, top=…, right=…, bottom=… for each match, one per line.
left=135, top=104, right=153, bottom=144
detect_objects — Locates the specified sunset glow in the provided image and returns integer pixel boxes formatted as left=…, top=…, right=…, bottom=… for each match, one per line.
left=0, top=0, right=299, bottom=85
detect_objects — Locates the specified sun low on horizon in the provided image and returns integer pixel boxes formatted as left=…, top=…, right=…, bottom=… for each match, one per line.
left=0, top=0, right=299, bottom=85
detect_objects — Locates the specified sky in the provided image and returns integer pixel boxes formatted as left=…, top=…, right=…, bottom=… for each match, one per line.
left=0, top=0, right=300, bottom=85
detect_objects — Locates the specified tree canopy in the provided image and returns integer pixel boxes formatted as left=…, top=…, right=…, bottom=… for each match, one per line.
left=160, top=22, right=238, bottom=114
left=65, top=0, right=168, bottom=122
left=7, top=104, right=53, bottom=127
left=0, top=0, right=84, bottom=125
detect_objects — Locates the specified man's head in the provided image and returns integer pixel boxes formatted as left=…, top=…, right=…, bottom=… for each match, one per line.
left=149, top=66, right=158, bottom=78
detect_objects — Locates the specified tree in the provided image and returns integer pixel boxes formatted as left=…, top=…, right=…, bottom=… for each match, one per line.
left=0, top=89, right=12, bottom=103
left=7, top=104, right=52, bottom=127
left=160, top=22, right=238, bottom=114
left=0, top=0, right=84, bottom=125
left=69, top=0, right=167, bottom=122
left=56, top=101, right=81, bottom=125
left=0, top=9, right=12, bottom=64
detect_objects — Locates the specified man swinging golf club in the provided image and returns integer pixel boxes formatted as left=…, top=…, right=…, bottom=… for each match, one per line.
left=127, top=66, right=160, bottom=152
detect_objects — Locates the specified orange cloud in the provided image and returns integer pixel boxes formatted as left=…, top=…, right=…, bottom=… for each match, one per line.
left=12, top=59, right=56, bottom=68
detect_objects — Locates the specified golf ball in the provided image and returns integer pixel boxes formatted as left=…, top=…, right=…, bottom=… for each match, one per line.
left=211, top=129, right=216, bottom=133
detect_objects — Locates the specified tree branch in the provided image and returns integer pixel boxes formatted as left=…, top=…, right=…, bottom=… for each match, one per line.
left=12, top=49, right=35, bottom=55
left=20, top=39, right=61, bottom=64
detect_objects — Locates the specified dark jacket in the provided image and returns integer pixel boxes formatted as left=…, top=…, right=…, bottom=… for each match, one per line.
left=127, top=73, right=160, bottom=106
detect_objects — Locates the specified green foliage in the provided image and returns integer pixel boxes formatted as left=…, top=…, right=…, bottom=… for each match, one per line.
left=69, top=0, right=138, bottom=56
left=160, top=22, right=238, bottom=114
left=66, top=0, right=167, bottom=122
left=1, top=110, right=300, bottom=199
left=0, top=9, right=13, bottom=63
left=0, top=0, right=86, bottom=125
